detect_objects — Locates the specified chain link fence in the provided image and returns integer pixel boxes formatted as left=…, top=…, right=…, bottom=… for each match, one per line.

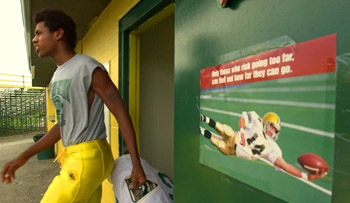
left=0, top=88, right=46, bottom=136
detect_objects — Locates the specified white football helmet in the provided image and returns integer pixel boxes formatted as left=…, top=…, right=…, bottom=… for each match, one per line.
left=262, top=112, right=281, bottom=140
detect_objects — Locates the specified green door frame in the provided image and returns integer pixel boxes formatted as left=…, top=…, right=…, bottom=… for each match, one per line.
left=118, top=0, right=174, bottom=155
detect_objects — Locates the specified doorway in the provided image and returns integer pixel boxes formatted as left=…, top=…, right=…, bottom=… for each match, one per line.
left=129, top=5, right=174, bottom=179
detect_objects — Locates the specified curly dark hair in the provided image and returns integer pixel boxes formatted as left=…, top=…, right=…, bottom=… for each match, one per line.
left=34, top=8, right=77, bottom=49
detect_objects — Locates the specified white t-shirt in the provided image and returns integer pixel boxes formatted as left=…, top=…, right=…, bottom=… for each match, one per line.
left=50, top=54, right=107, bottom=147
left=110, top=155, right=173, bottom=203
left=236, top=111, right=282, bottom=164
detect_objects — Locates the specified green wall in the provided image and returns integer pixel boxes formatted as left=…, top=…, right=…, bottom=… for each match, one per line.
left=174, top=0, right=350, bottom=202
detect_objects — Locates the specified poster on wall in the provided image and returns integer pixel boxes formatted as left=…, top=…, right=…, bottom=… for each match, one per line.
left=199, top=34, right=336, bottom=203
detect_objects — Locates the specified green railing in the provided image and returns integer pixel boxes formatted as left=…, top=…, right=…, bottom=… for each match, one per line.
left=0, top=88, right=46, bottom=136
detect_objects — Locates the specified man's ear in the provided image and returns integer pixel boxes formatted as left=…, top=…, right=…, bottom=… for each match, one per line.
left=55, top=28, right=64, bottom=41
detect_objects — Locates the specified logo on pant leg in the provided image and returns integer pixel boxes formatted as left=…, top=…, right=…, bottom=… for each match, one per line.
left=68, top=170, right=78, bottom=182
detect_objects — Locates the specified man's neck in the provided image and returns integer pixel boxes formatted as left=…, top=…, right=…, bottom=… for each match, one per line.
left=52, top=47, right=76, bottom=66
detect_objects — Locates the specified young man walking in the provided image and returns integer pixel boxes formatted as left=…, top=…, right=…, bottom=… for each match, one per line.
left=1, top=8, right=146, bottom=202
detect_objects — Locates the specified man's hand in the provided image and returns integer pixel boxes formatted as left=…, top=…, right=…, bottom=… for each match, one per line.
left=1, top=156, right=28, bottom=184
left=307, top=169, right=328, bottom=181
left=130, top=163, right=147, bottom=188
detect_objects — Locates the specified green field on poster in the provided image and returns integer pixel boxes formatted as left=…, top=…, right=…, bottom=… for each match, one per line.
left=199, top=73, right=335, bottom=203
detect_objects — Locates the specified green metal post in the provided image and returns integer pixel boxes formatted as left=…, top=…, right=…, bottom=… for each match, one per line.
left=21, top=88, right=23, bottom=134
left=0, top=97, right=2, bottom=136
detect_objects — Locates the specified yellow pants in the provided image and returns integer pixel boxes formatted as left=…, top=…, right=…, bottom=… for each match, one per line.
left=211, top=122, right=238, bottom=155
left=41, top=139, right=114, bottom=203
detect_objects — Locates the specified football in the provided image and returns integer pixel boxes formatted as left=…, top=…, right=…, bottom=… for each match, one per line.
left=297, top=153, right=329, bottom=174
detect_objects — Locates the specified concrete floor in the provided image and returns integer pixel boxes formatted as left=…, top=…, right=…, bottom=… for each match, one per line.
left=0, top=133, right=60, bottom=203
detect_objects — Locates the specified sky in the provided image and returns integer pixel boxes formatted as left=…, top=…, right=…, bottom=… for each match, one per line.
left=0, top=0, right=32, bottom=87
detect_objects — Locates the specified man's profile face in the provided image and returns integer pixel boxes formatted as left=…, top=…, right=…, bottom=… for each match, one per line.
left=266, top=124, right=278, bottom=138
left=32, top=22, right=58, bottom=58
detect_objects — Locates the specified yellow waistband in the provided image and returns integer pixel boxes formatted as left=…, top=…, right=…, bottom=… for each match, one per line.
left=54, top=139, right=108, bottom=167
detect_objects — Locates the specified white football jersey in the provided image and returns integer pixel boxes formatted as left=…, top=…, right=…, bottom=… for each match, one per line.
left=236, top=111, right=282, bottom=164
left=110, top=155, right=173, bottom=203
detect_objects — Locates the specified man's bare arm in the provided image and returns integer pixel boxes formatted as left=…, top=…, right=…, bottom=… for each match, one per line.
left=91, top=67, right=146, bottom=186
left=274, top=157, right=325, bottom=181
left=1, top=124, right=61, bottom=183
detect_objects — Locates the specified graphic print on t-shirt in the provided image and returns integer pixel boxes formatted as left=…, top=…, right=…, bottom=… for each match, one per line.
left=50, top=79, right=71, bottom=126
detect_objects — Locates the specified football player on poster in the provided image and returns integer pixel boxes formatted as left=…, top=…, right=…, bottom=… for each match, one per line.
left=199, top=111, right=329, bottom=181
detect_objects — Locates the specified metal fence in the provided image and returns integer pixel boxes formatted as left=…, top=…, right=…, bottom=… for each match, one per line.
left=0, top=88, right=46, bottom=136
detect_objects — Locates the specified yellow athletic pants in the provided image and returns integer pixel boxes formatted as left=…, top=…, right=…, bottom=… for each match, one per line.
left=41, top=139, right=114, bottom=203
